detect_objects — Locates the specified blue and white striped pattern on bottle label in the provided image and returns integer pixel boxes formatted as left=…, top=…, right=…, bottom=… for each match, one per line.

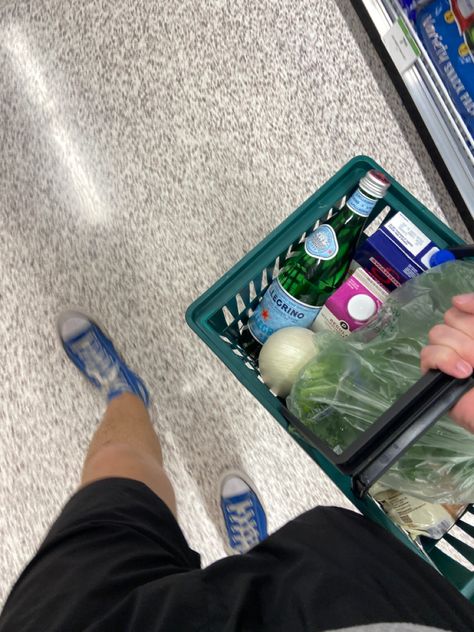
left=248, top=277, right=321, bottom=344
left=346, top=189, right=377, bottom=217
left=304, top=224, right=339, bottom=260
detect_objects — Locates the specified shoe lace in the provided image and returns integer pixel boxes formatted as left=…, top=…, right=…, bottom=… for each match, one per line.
left=70, top=331, right=124, bottom=388
left=227, top=498, right=261, bottom=551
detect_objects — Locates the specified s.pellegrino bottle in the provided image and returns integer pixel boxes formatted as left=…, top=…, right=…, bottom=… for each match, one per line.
left=240, top=170, right=390, bottom=354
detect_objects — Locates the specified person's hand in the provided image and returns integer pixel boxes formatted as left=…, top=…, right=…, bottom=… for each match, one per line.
left=420, top=293, right=474, bottom=433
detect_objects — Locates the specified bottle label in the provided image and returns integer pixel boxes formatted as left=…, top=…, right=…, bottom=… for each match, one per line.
left=248, top=278, right=321, bottom=344
left=346, top=189, right=377, bottom=217
left=304, top=225, right=339, bottom=260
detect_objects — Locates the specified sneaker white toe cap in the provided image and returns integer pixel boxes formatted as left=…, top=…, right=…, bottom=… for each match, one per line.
left=221, top=476, right=251, bottom=499
left=57, top=311, right=92, bottom=341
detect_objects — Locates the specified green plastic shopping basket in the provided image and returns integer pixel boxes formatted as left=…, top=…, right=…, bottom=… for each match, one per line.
left=185, top=155, right=474, bottom=601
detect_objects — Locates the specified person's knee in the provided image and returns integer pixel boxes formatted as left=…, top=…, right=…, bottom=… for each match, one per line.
left=81, top=441, right=177, bottom=515
left=82, top=441, right=162, bottom=482
left=84, top=441, right=147, bottom=471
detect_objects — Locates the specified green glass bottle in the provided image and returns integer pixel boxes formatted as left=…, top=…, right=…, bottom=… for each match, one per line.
left=241, top=170, right=390, bottom=353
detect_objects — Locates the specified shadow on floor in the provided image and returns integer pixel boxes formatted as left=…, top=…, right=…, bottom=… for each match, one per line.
left=173, top=387, right=250, bottom=547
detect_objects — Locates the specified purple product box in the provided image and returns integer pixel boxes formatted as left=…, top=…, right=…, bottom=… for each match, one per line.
left=312, top=267, right=388, bottom=337
left=353, top=212, right=440, bottom=292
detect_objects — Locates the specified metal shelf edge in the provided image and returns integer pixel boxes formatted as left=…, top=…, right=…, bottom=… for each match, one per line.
left=361, top=0, right=474, bottom=221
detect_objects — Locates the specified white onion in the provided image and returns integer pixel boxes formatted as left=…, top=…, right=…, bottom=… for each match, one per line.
left=258, top=327, right=318, bottom=397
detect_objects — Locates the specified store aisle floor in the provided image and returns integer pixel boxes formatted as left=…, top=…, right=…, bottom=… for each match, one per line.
left=0, top=0, right=464, bottom=605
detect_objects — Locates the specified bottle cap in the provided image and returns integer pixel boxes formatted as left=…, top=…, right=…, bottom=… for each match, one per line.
left=359, top=170, right=391, bottom=199
left=347, top=294, right=377, bottom=322
left=429, top=249, right=456, bottom=267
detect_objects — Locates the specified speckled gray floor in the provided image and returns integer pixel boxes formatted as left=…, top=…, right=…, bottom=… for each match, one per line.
left=0, top=0, right=469, bottom=606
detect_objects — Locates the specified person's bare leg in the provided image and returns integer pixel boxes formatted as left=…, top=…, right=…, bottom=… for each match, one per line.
left=81, top=393, right=177, bottom=516
left=57, top=310, right=176, bottom=515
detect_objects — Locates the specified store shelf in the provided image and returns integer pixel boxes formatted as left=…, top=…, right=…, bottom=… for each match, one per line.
left=358, top=0, right=474, bottom=234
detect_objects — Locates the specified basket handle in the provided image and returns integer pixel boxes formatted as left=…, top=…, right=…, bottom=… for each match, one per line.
left=446, top=244, right=474, bottom=258
left=282, top=370, right=474, bottom=498
left=350, top=370, right=474, bottom=497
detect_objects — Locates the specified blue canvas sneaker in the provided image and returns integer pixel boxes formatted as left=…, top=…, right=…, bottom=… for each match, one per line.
left=220, top=471, right=268, bottom=554
left=57, top=310, right=149, bottom=406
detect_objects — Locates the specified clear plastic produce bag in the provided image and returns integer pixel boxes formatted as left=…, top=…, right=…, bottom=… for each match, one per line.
left=288, top=261, right=474, bottom=504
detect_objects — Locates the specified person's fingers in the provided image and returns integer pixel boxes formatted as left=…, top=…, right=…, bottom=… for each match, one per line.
left=444, top=306, right=474, bottom=340
left=420, top=342, right=474, bottom=434
left=452, top=293, right=474, bottom=315
left=428, top=323, right=474, bottom=368
left=419, top=293, right=474, bottom=434
left=420, top=344, right=473, bottom=378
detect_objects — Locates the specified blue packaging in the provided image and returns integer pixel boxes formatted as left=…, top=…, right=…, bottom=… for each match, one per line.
left=353, top=212, right=439, bottom=291
left=401, top=0, right=433, bottom=23
left=416, top=0, right=474, bottom=138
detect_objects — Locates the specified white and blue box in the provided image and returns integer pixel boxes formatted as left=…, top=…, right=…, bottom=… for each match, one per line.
left=353, top=212, right=440, bottom=292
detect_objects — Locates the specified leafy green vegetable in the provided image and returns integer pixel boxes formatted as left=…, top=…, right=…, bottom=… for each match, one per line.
left=288, top=261, right=474, bottom=504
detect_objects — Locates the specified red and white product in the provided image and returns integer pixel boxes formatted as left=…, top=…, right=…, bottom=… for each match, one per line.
left=311, top=267, right=389, bottom=337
